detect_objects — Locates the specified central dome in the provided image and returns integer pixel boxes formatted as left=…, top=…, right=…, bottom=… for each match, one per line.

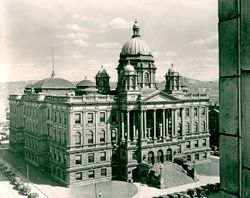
left=120, top=21, right=151, bottom=56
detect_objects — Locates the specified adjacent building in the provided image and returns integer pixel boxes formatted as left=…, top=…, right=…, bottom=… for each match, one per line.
left=9, top=21, right=210, bottom=186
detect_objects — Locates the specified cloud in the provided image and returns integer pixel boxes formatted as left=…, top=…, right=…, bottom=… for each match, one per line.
left=64, top=24, right=85, bottom=31
left=96, top=42, right=120, bottom=48
left=101, top=17, right=132, bottom=29
left=73, top=39, right=90, bottom=47
left=67, top=32, right=89, bottom=40
left=189, top=33, right=218, bottom=47
left=165, top=51, right=178, bottom=57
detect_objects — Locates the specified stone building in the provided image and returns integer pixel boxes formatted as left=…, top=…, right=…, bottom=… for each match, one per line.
left=9, top=21, right=210, bottom=186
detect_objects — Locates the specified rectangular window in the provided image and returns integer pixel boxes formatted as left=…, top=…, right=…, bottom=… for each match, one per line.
left=193, top=107, right=198, bottom=116
left=99, top=131, right=105, bottom=143
left=100, top=152, right=106, bottom=162
left=88, top=170, right=94, bottom=178
left=75, top=172, right=82, bottom=181
left=101, top=168, right=107, bottom=176
left=100, top=112, right=105, bottom=123
left=74, top=113, right=81, bottom=124
left=202, top=139, right=206, bottom=147
left=201, top=107, right=206, bottom=116
left=177, top=145, right=181, bottom=153
left=88, top=113, right=94, bottom=123
left=185, top=108, right=190, bottom=117
left=195, top=153, right=200, bottom=160
left=202, top=152, right=207, bottom=159
left=88, top=153, right=94, bottom=163
left=75, top=154, right=82, bottom=165
left=194, top=140, right=199, bottom=148
left=186, top=141, right=191, bottom=149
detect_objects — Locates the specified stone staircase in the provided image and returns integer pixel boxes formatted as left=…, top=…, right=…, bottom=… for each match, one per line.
left=151, top=162, right=195, bottom=188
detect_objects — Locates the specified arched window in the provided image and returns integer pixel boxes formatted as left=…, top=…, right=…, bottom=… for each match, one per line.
left=87, top=130, right=94, bottom=144
left=75, top=132, right=81, bottom=145
left=157, top=150, right=164, bottom=163
left=194, top=122, right=198, bottom=133
left=148, top=151, right=154, bottom=165
left=99, top=130, right=105, bottom=143
left=144, top=73, right=149, bottom=83
left=202, top=121, right=206, bottom=132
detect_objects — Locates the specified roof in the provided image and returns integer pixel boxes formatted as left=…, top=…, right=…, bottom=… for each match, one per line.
left=33, top=78, right=76, bottom=89
left=76, top=79, right=95, bottom=87
left=120, top=37, right=151, bottom=56
left=120, top=21, right=151, bottom=56
left=25, top=83, right=33, bottom=89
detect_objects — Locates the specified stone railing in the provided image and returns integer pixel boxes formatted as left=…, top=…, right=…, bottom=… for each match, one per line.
left=183, top=93, right=208, bottom=99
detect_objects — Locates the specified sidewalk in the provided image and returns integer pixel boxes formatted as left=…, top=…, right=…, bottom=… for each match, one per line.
left=133, top=175, right=220, bottom=198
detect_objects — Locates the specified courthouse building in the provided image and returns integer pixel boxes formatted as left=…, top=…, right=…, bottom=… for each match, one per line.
left=9, top=21, right=210, bottom=186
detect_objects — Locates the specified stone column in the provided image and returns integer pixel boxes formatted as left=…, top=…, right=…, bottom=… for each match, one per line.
left=121, top=111, right=125, bottom=142
left=206, top=106, right=209, bottom=133
left=181, top=108, right=185, bottom=136
left=172, top=109, right=175, bottom=137
left=166, top=109, right=169, bottom=138
left=140, top=110, right=143, bottom=140
left=133, top=111, right=137, bottom=140
left=197, top=106, right=200, bottom=134
left=162, top=109, right=166, bottom=139
left=144, top=111, right=147, bottom=139
left=153, top=110, right=156, bottom=139
left=190, top=107, right=193, bottom=134
left=127, top=111, right=130, bottom=142
left=95, top=110, right=98, bottom=144
left=219, top=1, right=250, bottom=197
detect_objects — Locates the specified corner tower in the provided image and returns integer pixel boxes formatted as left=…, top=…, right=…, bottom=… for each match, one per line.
left=117, top=20, right=157, bottom=92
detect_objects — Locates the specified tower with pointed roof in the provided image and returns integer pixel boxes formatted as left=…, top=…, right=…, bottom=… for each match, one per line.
left=95, top=66, right=110, bottom=94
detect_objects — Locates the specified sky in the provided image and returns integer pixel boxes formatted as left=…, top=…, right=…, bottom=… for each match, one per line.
left=0, top=0, right=218, bottom=83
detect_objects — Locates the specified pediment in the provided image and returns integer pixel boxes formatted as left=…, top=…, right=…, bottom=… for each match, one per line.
left=142, top=91, right=179, bottom=102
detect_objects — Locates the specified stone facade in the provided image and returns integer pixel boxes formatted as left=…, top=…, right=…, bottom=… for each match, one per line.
left=219, top=0, right=250, bottom=197
left=8, top=21, right=210, bottom=186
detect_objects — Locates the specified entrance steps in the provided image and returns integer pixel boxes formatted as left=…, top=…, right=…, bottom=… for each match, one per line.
left=151, top=162, right=194, bottom=188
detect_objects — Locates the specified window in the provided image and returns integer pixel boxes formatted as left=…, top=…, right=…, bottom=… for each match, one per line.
left=132, top=151, right=137, bottom=160
left=87, top=131, right=94, bottom=144
left=193, top=107, right=198, bottom=116
left=88, top=170, right=94, bottom=178
left=74, top=113, right=81, bottom=124
left=88, top=113, right=94, bottom=123
left=88, top=153, right=94, bottom=163
left=75, top=154, right=82, bottom=165
left=177, top=145, right=182, bottom=153
left=100, top=112, right=105, bottom=123
left=187, top=155, right=191, bottom=161
left=194, top=122, right=198, bottom=133
left=75, top=172, right=82, bottom=181
left=111, top=129, right=116, bottom=141
left=186, top=123, right=190, bottom=134
left=202, top=152, right=207, bottom=159
left=185, top=108, right=190, bottom=117
left=194, top=140, right=199, bottom=148
left=177, top=123, right=182, bottom=136
left=195, top=153, right=200, bottom=160
left=201, top=107, right=206, bottom=116
left=202, top=121, right=206, bottom=132
left=186, top=141, right=191, bottom=149
left=100, top=152, right=106, bottom=162
left=99, top=130, right=105, bottom=143
left=144, top=73, right=149, bottom=83
left=202, top=139, right=206, bottom=147
left=101, top=168, right=107, bottom=176
left=74, top=132, right=81, bottom=145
